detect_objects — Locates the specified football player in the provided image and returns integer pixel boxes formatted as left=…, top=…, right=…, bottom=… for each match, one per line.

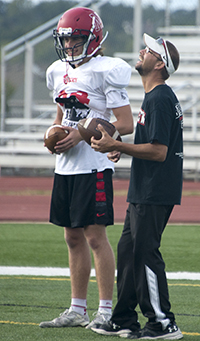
left=40, top=6, right=133, bottom=330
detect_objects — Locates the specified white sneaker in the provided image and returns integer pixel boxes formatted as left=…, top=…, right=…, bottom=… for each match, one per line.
left=86, top=310, right=111, bottom=330
left=39, top=308, right=90, bottom=328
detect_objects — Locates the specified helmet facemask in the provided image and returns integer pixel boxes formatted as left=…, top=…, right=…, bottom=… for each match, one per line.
left=53, top=29, right=89, bottom=64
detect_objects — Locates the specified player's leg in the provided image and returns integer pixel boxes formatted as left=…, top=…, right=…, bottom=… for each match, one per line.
left=64, top=226, right=91, bottom=300
left=40, top=173, right=90, bottom=328
left=85, top=169, right=115, bottom=329
left=66, top=170, right=114, bottom=326
left=40, top=228, right=91, bottom=328
left=85, top=223, right=115, bottom=329
left=85, top=223, right=115, bottom=300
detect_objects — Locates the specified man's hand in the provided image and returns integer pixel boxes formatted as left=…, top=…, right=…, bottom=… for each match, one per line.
left=91, top=124, right=118, bottom=153
left=54, top=126, right=82, bottom=154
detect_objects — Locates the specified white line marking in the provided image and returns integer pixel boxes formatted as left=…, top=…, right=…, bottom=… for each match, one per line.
left=0, top=267, right=200, bottom=280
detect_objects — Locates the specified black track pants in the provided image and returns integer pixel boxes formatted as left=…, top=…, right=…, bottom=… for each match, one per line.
left=112, top=203, right=175, bottom=330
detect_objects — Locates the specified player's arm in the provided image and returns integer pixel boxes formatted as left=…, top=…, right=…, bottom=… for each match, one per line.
left=91, top=125, right=168, bottom=162
left=112, top=105, right=134, bottom=136
left=44, top=104, right=63, bottom=153
left=53, top=104, right=63, bottom=125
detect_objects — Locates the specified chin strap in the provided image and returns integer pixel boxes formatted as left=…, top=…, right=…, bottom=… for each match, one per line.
left=69, top=62, right=76, bottom=69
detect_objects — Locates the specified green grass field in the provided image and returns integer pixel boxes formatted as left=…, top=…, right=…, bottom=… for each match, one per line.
left=0, top=223, right=200, bottom=340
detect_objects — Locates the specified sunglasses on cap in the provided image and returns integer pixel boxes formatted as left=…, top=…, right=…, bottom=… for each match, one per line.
left=145, top=47, right=162, bottom=62
left=156, top=37, right=169, bottom=68
left=155, top=36, right=176, bottom=75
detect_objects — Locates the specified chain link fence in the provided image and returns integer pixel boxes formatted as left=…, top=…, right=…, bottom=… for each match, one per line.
left=142, top=0, right=200, bottom=33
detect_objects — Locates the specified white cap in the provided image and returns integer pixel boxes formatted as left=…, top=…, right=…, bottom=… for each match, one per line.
left=143, top=33, right=176, bottom=75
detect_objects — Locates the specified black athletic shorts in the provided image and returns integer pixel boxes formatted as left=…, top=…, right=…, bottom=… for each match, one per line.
left=50, top=169, right=114, bottom=228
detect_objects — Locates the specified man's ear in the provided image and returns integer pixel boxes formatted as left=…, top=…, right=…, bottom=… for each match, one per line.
left=155, top=61, right=165, bottom=71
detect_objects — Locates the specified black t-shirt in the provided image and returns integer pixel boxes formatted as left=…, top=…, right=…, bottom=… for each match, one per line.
left=127, top=84, right=183, bottom=205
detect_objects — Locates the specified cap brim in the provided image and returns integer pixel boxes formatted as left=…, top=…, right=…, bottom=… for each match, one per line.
left=143, top=33, right=164, bottom=56
left=143, top=33, right=175, bottom=75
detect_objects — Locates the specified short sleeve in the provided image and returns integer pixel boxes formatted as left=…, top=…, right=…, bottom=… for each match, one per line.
left=106, top=89, right=130, bottom=108
left=46, top=63, right=59, bottom=104
left=103, top=59, right=131, bottom=109
left=149, top=100, right=173, bottom=147
left=46, top=64, right=54, bottom=91
left=104, top=59, right=132, bottom=94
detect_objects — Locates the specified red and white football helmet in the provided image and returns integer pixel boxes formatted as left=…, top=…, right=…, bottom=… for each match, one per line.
left=53, top=7, right=108, bottom=64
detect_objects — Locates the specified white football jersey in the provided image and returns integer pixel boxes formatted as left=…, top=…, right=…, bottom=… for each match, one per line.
left=46, top=55, right=131, bottom=175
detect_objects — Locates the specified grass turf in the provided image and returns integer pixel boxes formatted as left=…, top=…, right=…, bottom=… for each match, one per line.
left=0, top=223, right=200, bottom=340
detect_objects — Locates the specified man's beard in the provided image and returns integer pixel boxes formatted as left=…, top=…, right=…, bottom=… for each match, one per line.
left=135, top=63, right=144, bottom=76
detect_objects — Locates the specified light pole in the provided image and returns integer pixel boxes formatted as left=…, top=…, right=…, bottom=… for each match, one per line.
left=134, top=0, right=142, bottom=54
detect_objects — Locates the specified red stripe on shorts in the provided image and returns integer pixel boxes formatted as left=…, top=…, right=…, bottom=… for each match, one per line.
left=96, top=181, right=105, bottom=190
left=96, top=191, right=106, bottom=202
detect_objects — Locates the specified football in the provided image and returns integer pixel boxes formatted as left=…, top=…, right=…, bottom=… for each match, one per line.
left=78, top=117, right=121, bottom=145
left=44, top=125, right=68, bottom=154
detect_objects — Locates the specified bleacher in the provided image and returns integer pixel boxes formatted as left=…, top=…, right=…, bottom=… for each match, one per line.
left=1, top=33, right=200, bottom=179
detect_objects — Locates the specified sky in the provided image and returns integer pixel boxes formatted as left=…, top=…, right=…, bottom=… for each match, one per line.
left=3, top=0, right=198, bottom=11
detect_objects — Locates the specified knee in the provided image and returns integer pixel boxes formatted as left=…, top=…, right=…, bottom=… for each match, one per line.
left=87, top=235, right=101, bottom=250
left=64, top=234, right=77, bottom=249
left=64, top=229, right=83, bottom=249
left=85, top=225, right=107, bottom=251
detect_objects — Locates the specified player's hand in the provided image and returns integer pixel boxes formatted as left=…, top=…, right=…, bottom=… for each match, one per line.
left=107, top=151, right=121, bottom=163
left=91, top=124, right=117, bottom=153
left=44, top=142, right=53, bottom=154
left=54, top=126, right=82, bottom=153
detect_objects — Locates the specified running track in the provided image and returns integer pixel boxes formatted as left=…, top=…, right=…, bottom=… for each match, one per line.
left=0, top=177, right=200, bottom=223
